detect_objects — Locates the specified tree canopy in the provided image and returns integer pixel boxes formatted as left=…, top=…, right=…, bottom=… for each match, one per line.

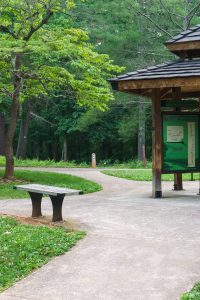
left=0, top=0, right=123, bottom=178
left=1, top=0, right=200, bottom=167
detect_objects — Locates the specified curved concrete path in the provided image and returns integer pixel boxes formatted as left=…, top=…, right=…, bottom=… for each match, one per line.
left=1, top=168, right=200, bottom=300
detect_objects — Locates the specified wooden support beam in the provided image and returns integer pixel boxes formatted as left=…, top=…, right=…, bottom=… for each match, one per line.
left=118, top=77, right=200, bottom=91
left=166, top=41, right=200, bottom=52
left=160, top=88, right=172, bottom=99
left=174, top=173, right=183, bottom=191
left=124, top=90, right=200, bottom=100
left=173, top=104, right=183, bottom=191
left=152, top=89, right=162, bottom=198
left=172, top=87, right=181, bottom=100
left=163, top=92, right=200, bottom=100
left=140, top=89, right=151, bottom=96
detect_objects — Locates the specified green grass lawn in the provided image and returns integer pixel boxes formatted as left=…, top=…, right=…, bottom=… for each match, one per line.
left=0, top=156, right=89, bottom=168
left=99, top=159, right=152, bottom=169
left=0, top=216, right=85, bottom=292
left=0, top=170, right=101, bottom=199
left=181, top=283, right=200, bottom=299
left=0, top=156, right=151, bottom=169
left=102, top=169, right=199, bottom=181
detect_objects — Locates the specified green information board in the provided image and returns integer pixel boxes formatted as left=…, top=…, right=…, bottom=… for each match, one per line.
left=162, top=114, right=200, bottom=173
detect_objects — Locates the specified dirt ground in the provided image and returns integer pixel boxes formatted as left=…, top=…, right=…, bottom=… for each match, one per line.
left=0, top=213, right=78, bottom=231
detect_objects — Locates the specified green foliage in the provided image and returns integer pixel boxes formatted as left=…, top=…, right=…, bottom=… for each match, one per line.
left=0, top=169, right=102, bottom=199
left=0, top=0, right=124, bottom=178
left=0, top=216, right=85, bottom=291
left=4, top=0, right=200, bottom=164
left=181, top=283, right=200, bottom=300
left=0, top=0, right=75, bottom=39
left=70, top=0, right=172, bottom=162
left=102, top=170, right=200, bottom=182
left=0, top=155, right=153, bottom=169
left=66, top=0, right=200, bottom=163
left=0, top=157, right=89, bottom=168
left=98, top=159, right=152, bottom=169
left=0, top=14, right=123, bottom=110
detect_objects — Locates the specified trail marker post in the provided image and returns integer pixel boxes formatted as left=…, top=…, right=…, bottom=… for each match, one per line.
left=92, top=153, right=96, bottom=168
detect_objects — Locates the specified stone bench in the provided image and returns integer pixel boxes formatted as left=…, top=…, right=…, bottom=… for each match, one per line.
left=14, top=184, right=83, bottom=222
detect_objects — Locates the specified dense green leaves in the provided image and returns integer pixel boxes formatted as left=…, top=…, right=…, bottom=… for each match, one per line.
left=0, top=0, right=75, bottom=40
left=3, top=0, right=200, bottom=164
left=0, top=0, right=123, bottom=177
left=0, top=10, right=122, bottom=109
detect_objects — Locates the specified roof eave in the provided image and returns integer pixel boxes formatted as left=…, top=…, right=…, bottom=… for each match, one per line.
left=165, top=40, right=200, bottom=58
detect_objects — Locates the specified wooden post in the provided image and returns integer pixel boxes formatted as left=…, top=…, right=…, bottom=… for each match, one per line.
left=172, top=87, right=183, bottom=191
left=92, top=153, right=96, bottom=168
left=152, top=89, right=162, bottom=198
left=174, top=173, right=183, bottom=190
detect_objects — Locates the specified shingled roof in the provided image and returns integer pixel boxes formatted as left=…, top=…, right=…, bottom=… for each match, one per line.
left=110, top=60, right=200, bottom=82
left=109, top=59, right=200, bottom=99
left=165, top=24, right=200, bottom=58
left=166, top=25, right=200, bottom=44
left=110, top=24, right=200, bottom=99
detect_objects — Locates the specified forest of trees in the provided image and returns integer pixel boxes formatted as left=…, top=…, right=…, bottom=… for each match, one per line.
left=1, top=0, right=200, bottom=166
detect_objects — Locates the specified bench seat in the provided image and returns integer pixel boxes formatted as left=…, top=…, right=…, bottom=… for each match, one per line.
left=14, top=184, right=83, bottom=222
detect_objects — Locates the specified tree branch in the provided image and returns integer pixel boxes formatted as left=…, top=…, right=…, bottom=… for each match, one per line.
left=159, top=0, right=183, bottom=31
left=0, top=87, right=13, bottom=97
left=187, top=2, right=200, bottom=29
left=30, top=111, right=55, bottom=125
left=188, top=2, right=200, bottom=17
left=38, top=78, right=66, bottom=98
left=24, top=9, right=53, bottom=41
left=135, top=10, right=173, bottom=38
left=0, top=25, right=17, bottom=39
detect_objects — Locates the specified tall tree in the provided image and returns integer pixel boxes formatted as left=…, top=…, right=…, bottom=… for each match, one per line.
left=73, top=0, right=170, bottom=161
left=0, top=0, right=122, bottom=178
left=0, top=0, right=75, bottom=178
left=16, top=100, right=31, bottom=159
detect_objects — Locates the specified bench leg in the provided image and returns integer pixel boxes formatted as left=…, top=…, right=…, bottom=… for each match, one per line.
left=29, top=192, right=42, bottom=218
left=50, top=194, right=65, bottom=222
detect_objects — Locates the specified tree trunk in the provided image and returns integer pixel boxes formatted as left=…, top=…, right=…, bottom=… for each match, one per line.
left=4, top=54, right=22, bottom=179
left=63, top=136, right=67, bottom=161
left=137, top=2, right=146, bottom=162
left=138, top=101, right=146, bottom=161
left=16, top=101, right=31, bottom=159
left=0, top=113, right=5, bottom=155
left=52, top=139, right=58, bottom=161
left=183, top=0, right=190, bottom=30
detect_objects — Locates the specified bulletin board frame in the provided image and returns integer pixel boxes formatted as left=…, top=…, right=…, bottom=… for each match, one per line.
left=162, top=112, right=200, bottom=174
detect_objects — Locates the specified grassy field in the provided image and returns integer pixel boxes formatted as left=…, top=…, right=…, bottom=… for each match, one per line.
left=0, top=170, right=102, bottom=199
left=0, top=216, right=85, bottom=292
left=0, top=156, right=89, bottom=168
left=0, top=156, right=151, bottom=169
left=98, top=159, right=151, bottom=169
left=102, top=169, right=199, bottom=181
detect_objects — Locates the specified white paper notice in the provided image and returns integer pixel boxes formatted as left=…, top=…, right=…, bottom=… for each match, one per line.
left=167, top=126, right=184, bottom=143
left=188, top=122, right=195, bottom=167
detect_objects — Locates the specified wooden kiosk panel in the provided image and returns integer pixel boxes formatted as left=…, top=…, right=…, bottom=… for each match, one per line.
left=162, top=114, right=200, bottom=173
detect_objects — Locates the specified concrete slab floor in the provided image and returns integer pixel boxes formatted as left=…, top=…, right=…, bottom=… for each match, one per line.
left=0, top=168, right=200, bottom=300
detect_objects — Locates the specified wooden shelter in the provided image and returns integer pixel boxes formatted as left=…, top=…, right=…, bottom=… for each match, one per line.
left=109, top=24, right=200, bottom=198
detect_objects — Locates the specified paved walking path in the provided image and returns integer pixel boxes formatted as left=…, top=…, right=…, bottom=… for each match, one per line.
left=1, top=168, right=200, bottom=300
